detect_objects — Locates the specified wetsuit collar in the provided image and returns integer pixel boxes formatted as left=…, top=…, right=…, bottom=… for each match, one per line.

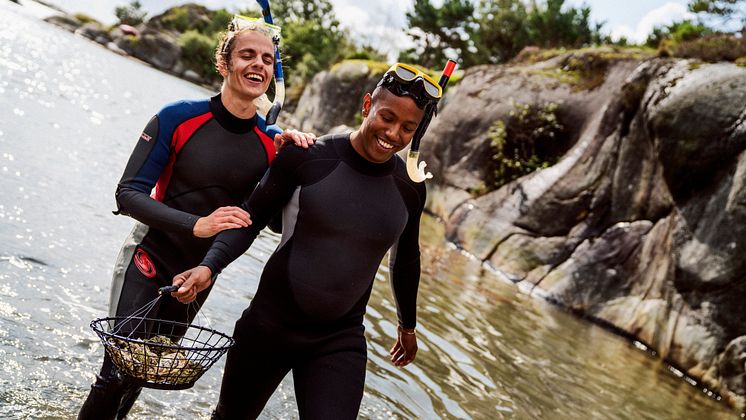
left=336, top=133, right=396, bottom=177
left=210, top=93, right=257, bottom=134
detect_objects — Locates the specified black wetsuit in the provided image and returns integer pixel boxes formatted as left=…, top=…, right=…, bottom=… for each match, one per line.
left=79, top=94, right=279, bottom=420
left=202, top=134, right=425, bottom=419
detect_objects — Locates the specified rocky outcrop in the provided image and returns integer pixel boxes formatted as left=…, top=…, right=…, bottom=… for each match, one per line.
left=130, top=30, right=181, bottom=71
left=285, top=60, right=388, bottom=134
left=42, top=4, right=219, bottom=89
left=420, top=53, right=746, bottom=407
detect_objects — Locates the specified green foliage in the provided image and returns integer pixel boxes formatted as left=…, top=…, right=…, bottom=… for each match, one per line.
left=344, top=46, right=387, bottom=62
left=161, top=7, right=194, bottom=32
left=271, top=0, right=338, bottom=28
left=401, top=0, right=605, bottom=68
left=660, top=33, right=746, bottom=61
left=154, top=5, right=232, bottom=36
left=526, top=0, right=595, bottom=48
left=689, top=0, right=746, bottom=35
left=690, top=0, right=742, bottom=14
left=280, top=20, right=349, bottom=84
left=483, top=101, right=567, bottom=192
left=114, top=1, right=146, bottom=26
left=645, top=20, right=712, bottom=48
left=528, top=48, right=653, bottom=91
left=263, top=0, right=357, bottom=85
left=203, top=9, right=233, bottom=35
left=642, top=1, right=744, bottom=61
left=468, top=0, right=531, bottom=64
left=179, top=30, right=219, bottom=81
left=399, top=0, right=475, bottom=68
left=73, top=14, right=99, bottom=25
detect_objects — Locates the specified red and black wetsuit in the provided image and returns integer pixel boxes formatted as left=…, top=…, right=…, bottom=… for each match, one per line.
left=79, top=94, right=279, bottom=420
left=202, top=134, right=425, bottom=419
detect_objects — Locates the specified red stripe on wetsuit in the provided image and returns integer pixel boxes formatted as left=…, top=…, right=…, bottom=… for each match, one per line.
left=152, top=112, right=213, bottom=202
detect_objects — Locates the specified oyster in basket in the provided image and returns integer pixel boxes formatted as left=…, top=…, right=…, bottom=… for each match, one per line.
left=107, top=335, right=203, bottom=383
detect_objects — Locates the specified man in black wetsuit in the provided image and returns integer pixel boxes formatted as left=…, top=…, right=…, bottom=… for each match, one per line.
left=78, top=17, right=315, bottom=419
left=173, top=63, right=444, bottom=418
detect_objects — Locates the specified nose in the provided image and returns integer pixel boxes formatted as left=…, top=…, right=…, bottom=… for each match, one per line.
left=383, top=123, right=400, bottom=143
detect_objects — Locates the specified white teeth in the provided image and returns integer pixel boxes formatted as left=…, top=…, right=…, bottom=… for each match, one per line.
left=245, top=73, right=263, bottom=82
left=377, top=138, right=394, bottom=149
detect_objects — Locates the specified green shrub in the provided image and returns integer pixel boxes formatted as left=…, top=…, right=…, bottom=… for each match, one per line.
left=115, top=1, right=146, bottom=26
left=660, top=34, right=746, bottom=62
left=483, top=100, right=568, bottom=192
left=179, top=30, right=219, bottom=81
left=161, top=7, right=193, bottom=32
left=72, top=13, right=99, bottom=24
left=203, top=9, right=233, bottom=35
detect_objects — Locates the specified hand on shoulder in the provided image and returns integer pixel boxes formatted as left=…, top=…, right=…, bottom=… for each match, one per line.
left=274, top=129, right=317, bottom=151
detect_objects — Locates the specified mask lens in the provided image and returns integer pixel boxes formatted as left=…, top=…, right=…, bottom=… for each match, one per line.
left=423, top=80, right=441, bottom=98
left=393, top=65, right=417, bottom=81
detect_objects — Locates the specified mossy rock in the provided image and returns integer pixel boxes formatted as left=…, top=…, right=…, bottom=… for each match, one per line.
left=529, top=47, right=653, bottom=91
left=330, top=59, right=390, bottom=81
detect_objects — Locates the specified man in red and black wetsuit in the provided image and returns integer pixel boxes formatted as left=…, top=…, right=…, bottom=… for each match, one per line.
left=78, top=18, right=315, bottom=420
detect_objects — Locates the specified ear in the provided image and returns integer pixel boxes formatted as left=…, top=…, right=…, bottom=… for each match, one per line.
left=217, top=56, right=229, bottom=78
left=361, top=93, right=372, bottom=118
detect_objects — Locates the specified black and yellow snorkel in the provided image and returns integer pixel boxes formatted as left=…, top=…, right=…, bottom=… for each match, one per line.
left=377, top=60, right=458, bottom=182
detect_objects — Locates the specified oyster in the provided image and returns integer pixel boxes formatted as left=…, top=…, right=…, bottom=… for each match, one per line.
left=106, top=335, right=203, bottom=384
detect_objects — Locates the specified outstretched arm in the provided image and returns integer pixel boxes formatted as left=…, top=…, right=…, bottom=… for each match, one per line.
left=172, top=145, right=306, bottom=302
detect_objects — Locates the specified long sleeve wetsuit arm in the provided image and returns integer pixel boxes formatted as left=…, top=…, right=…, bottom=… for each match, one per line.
left=389, top=180, right=427, bottom=330
left=114, top=115, right=200, bottom=233
left=200, top=146, right=303, bottom=275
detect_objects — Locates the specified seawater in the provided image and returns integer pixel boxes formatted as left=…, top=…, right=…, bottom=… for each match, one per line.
left=0, top=2, right=737, bottom=419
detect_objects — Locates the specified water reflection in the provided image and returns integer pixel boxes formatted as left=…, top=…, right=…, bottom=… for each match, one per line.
left=0, top=2, right=739, bottom=419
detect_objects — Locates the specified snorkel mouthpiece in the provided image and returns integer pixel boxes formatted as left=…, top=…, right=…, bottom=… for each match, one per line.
left=405, top=59, right=457, bottom=183
left=406, top=150, right=433, bottom=182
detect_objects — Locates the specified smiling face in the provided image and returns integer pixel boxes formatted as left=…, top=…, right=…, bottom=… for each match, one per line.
left=351, top=88, right=425, bottom=164
left=218, top=30, right=274, bottom=102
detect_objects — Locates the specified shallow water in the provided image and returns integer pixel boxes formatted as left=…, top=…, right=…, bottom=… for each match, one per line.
left=0, top=3, right=739, bottom=419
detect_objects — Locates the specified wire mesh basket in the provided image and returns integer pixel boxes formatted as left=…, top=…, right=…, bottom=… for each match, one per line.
left=90, top=286, right=235, bottom=390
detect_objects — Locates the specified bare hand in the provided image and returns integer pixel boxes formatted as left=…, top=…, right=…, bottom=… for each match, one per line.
left=172, top=266, right=213, bottom=304
left=193, top=206, right=251, bottom=238
left=390, top=326, right=418, bottom=367
left=274, top=129, right=316, bottom=151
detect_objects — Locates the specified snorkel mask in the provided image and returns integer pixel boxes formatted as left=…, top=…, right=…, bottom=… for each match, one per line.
left=377, top=61, right=457, bottom=182
left=227, top=9, right=285, bottom=126
left=377, top=63, right=443, bottom=110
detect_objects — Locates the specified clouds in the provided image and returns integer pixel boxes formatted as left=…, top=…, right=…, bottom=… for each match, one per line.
left=330, top=0, right=414, bottom=61
left=609, top=2, right=695, bottom=43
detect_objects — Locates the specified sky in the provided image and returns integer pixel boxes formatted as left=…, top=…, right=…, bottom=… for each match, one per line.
left=33, top=0, right=699, bottom=57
